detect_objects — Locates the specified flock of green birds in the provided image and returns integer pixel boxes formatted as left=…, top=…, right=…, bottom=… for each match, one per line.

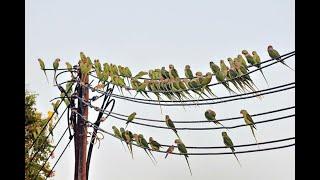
left=38, top=45, right=294, bottom=104
left=37, top=45, right=293, bottom=175
left=110, top=108, right=258, bottom=175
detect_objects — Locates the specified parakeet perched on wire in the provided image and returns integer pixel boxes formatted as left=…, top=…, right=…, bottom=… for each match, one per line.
left=209, top=61, right=220, bottom=75
left=38, top=58, right=49, bottom=83
left=240, top=109, right=259, bottom=148
left=124, top=130, right=134, bottom=159
left=222, top=131, right=241, bottom=167
left=53, top=58, right=60, bottom=84
left=252, top=51, right=269, bottom=86
left=164, top=145, right=175, bottom=158
left=112, top=126, right=126, bottom=150
left=149, top=137, right=161, bottom=151
left=169, top=64, right=180, bottom=79
left=125, top=112, right=136, bottom=129
left=94, top=59, right=102, bottom=72
left=267, top=45, right=294, bottom=71
left=138, top=134, right=157, bottom=164
left=65, top=62, right=75, bottom=79
left=161, top=67, right=170, bottom=79
left=165, top=115, right=180, bottom=139
left=184, top=65, right=194, bottom=79
left=204, top=109, right=227, bottom=129
left=175, top=139, right=192, bottom=176
left=120, top=127, right=133, bottom=158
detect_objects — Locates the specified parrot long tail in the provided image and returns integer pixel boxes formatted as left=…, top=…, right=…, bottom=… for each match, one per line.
left=164, top=152, right=170, bottom=159
left=222, top=82, right=237, bottom=95
left=250, top=126, right=260, bottom=149
left=129, top=143, right=134, bottom=159
left=144, top=149, right=156, bottom=166
left=148, top=150, right=158, bottom=163
left=124, top=122, right=129, bottom=130
left=259, top=69, right=269, bottom=87
left=120, top=140, right=126, bottom=151
left=232, top=151, right=242, bottom=167
left=184, top=156, right=193, bottom=176
left=280, top=61, right=295, bottom=71
left=43, top=70, right=49, bottom=84
left=53, top=70, right=57, bottom=85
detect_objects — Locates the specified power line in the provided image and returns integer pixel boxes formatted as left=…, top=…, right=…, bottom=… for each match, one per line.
left=107, top=114, right=295, bottom=130
left=105, top=106, right=295, bottom=124
left=44, top=135, right=74, bottom=180
left=33, top=126, right=70, bottom=179
left=87, top=52, right=295, bottom=94
left=26, top=107, right=68, bottom=170
left=84, top=120, right=295, bottom=155
left=91, top=83, right=295, bottom=106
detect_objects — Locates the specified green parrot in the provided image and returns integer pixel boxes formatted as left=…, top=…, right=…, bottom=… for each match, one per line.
left=165, top=115, right=180, bottom=139
left=112, top=126, right=126, bottom=150
left=201, top=72, right=216, bottom=97
left=103, top=63, right=110, bottom=73
left=53, top=58, right=60, bottom=84
left=240, top=110, right=259, bottom=147
left=222, top=131, right=241, bottom=167
left=65, top=62, right=75, bottom=79
left=125, top=112, right=136, bottom=129
left=252, top=51, right=269, bottom=86
left=237, top=54, right=248, bottom=70
left=124, top=130, right=134, bottom=159
left=118, top=65, right=125, bottom=77
left=169, top=64, right=180, bottom=79
left=204, top=109, right=227, bottom=129
left=133, top=80, right=150, bottom=99
left=209, top=61, right=220, bottom=75
left=226, top=58, right=244, bottom=93
left=120, top=127, right=133, bottom=157
left=184, top=65, right=194, bottom=79
left=138, top=134, right=157, bottom=164
left=216, top=69, right=237, bottom=94
left=38, top=58, right=49, bottom=83
left=148, top=70, right=155, bottom=80
left=241, top=50, right=255, bottom=66
left=164, top=145, right=175, bottom=158
left=52, top=100, right=60, bottom=115
left=267, top=45, right=294, bottom=71
left=94, top=59, right=102, bottom=72
left=161, top=66, right=170, bottom=79
left=175, top=139, right=192, bottom=176
left=124, top=67, right=132, bottom=78
left=133, top=71, right=148, bottom=79
left=149, top=137, right=161, bottom=151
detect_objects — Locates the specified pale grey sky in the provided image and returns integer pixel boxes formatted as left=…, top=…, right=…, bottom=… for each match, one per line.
left=25, top=0, right=295, bottom=179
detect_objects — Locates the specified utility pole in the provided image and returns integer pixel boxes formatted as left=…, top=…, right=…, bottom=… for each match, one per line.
left=75, top=72, right=89, bottom=180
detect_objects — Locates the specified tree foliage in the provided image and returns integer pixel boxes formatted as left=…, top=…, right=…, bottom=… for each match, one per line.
left=25, top=91, right=56, bottom=179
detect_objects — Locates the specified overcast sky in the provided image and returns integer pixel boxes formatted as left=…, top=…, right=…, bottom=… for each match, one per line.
left=25, top=0, right=295, bottom=179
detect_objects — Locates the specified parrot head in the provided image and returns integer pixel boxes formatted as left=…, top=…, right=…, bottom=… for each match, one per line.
left=169, top=64, right=174, bottom=69
left=220, top=60, right=225, bottom=64
left=120, top=127, right=125, bottom=133
left=222, top=131, right=227, bottom=137
left=149, top=137, right=154, bottom=142
left=185, top=65, right=190, bottom=69
left=237, top=55, right=243, bottom=59
left=133, top=134, right=139, bottom=141
left=267, top=45, right=273, bottom=50
left=240, top=109, right=248, bottom=115
left=195, top=72, right=203, bottom=77
left=227, top=57, right=232, bottom=62
left=205, top=72, right=212, bottom=76
left=242, top=50, right=248, bottom=55
left=174, top=139, right=182, bottom=144
left=165, top=115, right=170, bottom=120
left=132, top=112, right=137, bottom=116
left=252, top=51, right=257, bottom=55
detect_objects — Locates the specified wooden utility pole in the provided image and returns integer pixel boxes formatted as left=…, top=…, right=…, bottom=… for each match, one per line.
left=75, top=73, right=89, bottom=180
